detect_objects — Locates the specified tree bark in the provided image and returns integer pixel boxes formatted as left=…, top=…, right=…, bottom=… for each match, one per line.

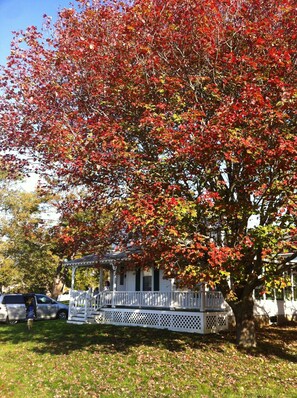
left=229, top=294, right=257, bottom=348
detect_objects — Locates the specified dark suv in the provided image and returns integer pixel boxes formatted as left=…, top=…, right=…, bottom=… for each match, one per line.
left=0, top=293, right=68, bottom=324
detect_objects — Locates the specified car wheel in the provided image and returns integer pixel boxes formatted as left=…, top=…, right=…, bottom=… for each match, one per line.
left=6, top=317, right=18, bottom=325
left=57, top=310, right=68, bottom=320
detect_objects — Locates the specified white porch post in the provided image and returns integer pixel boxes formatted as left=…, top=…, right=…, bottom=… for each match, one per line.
left=69, top=265, right=77, bottom=321
left=99, top=268, right=104, bottom=291
left=112, top=262, right=117, bottom=308
left=71, top=266, right=77, bottom=291
left=291, top=269, right=294, bottom=300
left=85, top=288, right=91, bottom=322
left=201, top=283, right=206, bottom=312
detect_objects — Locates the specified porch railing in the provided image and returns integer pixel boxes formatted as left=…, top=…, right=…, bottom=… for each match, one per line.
left=68, top=290, right=88, bottom=322
left=69, top=290, right=225, bottom=319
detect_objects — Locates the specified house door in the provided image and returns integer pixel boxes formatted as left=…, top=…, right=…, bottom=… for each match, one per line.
left=135, top=268, right=159, bottom=291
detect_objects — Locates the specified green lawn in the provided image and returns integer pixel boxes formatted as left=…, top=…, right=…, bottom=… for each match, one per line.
left=0, top=321, right=296, bottom=398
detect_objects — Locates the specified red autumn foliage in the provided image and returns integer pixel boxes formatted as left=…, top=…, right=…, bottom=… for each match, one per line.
left=1, top=0, right=297, bottom=346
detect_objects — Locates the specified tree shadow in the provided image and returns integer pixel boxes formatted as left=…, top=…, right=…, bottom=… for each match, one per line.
left=0, top=321, right=296, bottom=363
left=252, top=323, right=297, bottom=363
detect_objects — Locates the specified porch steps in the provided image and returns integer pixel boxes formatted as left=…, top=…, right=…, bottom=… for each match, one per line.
left=67, top=309, right=104, bottom=325
left=67, top=320, right=85, bottom=325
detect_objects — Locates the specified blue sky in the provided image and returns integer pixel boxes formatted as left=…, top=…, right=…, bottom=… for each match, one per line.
left=0, top=0, right=73, bottom=65
left=0, top=0, right=75, bottom=192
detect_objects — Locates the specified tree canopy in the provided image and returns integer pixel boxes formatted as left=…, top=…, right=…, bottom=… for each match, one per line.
left=0, top=187, right=60, bottom=293
left=1, top=0, right=297, bottom=346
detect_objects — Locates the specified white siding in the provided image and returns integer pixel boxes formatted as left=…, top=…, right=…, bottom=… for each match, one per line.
left=160, top=275, right=173, bottom=293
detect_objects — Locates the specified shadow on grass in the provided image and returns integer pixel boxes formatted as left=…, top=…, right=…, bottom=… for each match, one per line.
left=0, top=320, right=296, bottom=363
left=254, top=324, right=297, bottom=363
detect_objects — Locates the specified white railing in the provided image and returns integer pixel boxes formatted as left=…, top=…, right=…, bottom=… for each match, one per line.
left=205, top=291, right=225, bottom=310
left=68, top=290, right=89, bottom=321
left=112, top=291, right=225, bottom=310
left=69, top=290, right=225, bottom=318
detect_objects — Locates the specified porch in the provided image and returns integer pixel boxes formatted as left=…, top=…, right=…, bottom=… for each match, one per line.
left=67, top=289, right=229, bottom=334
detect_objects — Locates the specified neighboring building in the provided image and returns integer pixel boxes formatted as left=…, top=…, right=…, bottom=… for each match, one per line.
left=253, top=256, right=297, bottom=323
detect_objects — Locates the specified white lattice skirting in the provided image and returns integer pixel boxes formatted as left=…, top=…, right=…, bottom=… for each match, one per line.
left=94, top=308, right=228, bottom=334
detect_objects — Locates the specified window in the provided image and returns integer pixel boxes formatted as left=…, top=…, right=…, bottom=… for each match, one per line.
left=293, top=273, right=297, bottom=300
left=142, top=269, right=152, bottom=291
left=3, top=295, right=24, bottom=304
left=254, top=287, right=263, bottom=300
left=119, top=266, right=125, bottom=286
left=275, top=289, right=284, bottom=300
left=36, top=295, right=53, bottom=305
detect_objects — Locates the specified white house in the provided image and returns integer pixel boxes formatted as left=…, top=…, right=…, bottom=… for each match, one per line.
left=64, top=251, right=229, bottom=334
left=64, top=250, right=297, bottom=334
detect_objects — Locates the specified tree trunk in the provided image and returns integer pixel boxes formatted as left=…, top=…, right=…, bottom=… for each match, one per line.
left=229, top=294, right=257, bottom=348
left=51, top=264, right=64, bottom=299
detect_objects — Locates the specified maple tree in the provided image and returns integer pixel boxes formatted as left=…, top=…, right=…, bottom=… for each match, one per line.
left=1, top=0, right=297, bottom=347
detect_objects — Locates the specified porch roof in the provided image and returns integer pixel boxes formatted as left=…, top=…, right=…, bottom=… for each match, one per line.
left=64, top=247, right=141, bottom=269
